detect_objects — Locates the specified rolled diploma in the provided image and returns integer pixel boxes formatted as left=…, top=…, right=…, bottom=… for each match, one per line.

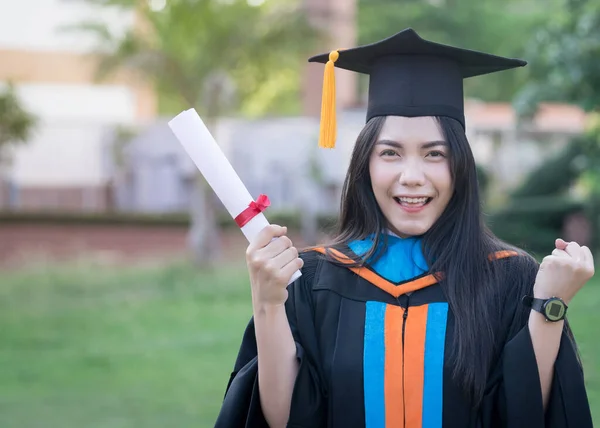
left=168, top=108, right=302, bottom=284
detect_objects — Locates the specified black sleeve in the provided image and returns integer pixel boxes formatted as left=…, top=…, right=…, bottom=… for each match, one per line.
left=214, top=251, right=327, bottom=428
left=479, top=255, right=594, bottom=428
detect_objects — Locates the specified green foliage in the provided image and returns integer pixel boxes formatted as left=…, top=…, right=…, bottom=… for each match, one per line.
left=0, top=82, right=37, bottom=149
left=476, top=164, right=490, bottom=198
left=0, top=210, right=192, bottom=227
left=579, top=123, right=600, bottom=190
left=579, top=124, right=600, bottom=249
left=510, top=137, right=587, bottom=198
left=65, top=0, right=321, bottom=264
left=487, top=133, right=600, bottom=254
left=505, top=0, right=600, bottom=252
left=488, top=195, right=586, bottom=256
left=357, top=0, right=551, bottom=102
left=514, top=0, right=600, bottom=115
left=111, top=125, right=138, bottom=167
left=67, top=0, right=319, bottom=118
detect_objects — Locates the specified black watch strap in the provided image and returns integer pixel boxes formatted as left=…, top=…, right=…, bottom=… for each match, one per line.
left=522, top=295, right=544, bottom=313
left=522, top=295, right=568, bottom=322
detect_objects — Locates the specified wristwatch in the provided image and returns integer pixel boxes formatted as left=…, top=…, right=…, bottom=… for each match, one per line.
left=522, top=295, right=568, bottom=322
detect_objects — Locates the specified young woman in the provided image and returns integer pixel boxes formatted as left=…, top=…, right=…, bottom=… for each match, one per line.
left=215, top=29, right=594, bottom=428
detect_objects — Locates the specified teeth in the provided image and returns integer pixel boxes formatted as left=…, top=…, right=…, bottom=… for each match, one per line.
left=397, top=197, right=429, bottom=204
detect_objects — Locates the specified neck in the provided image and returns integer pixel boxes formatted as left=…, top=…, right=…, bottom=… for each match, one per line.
left=384, top=229, right=418, bottom=240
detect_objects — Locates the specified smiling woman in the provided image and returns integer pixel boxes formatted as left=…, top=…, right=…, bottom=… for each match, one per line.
left=215, top=28, right=595, bottom=428
left=368, top=116, right=453, bottom=238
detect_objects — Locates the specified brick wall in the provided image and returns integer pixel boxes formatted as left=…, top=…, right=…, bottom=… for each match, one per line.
left=0, top=182, right=115, bottom=212
left=14, top=185, right=114, bottom=211
left=302, top=0, right=358, bottom=117
left=0, top=223, right=187, bottom=267
left=0, top=223, right=311, bottom=268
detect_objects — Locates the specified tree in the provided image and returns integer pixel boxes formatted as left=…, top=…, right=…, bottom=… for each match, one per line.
left=512, top=0, right=600, bottom=250
left=514, top=0, right=600, bottom=115
left=0, top=82, right=37, bottom=161
left=69, top=0, right=319, bottom=265
left=0, top=82, right=37, bottom=210
left=357, top=0, right=554, bottom=102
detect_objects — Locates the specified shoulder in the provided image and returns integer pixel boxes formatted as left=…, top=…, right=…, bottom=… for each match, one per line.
left=286, top=248, right=327, bottom=296
left=294, top=246, right=352, bottom=291
left=489, top=246, right=540, bottom=301
left=284, top=248, right=333, bottom=312
left=490, top=247, right=539, bottom=277
left=298, top=248, right=326, bottom=280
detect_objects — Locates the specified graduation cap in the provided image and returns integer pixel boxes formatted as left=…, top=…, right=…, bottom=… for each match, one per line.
left=308, top=28, right=527, bottom=148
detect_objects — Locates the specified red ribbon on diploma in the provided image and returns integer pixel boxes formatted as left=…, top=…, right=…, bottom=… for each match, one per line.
left=234, top=194, right=271, bottom=228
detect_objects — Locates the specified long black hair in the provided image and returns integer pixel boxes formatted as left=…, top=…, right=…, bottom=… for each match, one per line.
left=321, top=115, right=539, bottom=405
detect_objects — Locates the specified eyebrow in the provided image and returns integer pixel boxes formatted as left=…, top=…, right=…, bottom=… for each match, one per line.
left=375, top=139, right=448, bottom=149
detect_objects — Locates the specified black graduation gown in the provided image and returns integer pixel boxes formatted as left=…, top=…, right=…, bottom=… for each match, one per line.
left=214, top=247, right=593, bottom=428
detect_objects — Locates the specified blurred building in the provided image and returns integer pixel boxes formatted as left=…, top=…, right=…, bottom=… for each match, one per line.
left=302, top=0, right=359, bottom=117
left=108, top=111, right=363, bottom=215
left=107, top=101, right=588, bottom=216
left=0, top=0, right=590, bottom=216
left=465, top=100, right=589, bottom=191
left=0, top=0, right=156, bottom=211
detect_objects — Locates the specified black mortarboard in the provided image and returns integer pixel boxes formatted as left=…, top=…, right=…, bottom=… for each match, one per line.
left=308, top=28, right=527, bottom=148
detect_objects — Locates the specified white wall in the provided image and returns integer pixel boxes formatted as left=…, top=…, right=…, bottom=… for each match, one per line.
left=5, top=83, right=136, bottom=186
left=0, top=0, right=138, bottom=188
left=0, top=0, right=133, bottom=53
left=8, top=121, right=111, bottom=187
left=7, top=82, right=136, bottom=122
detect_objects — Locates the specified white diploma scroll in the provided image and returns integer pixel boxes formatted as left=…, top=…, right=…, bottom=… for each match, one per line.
left=168, top=108, right=302, bottom=284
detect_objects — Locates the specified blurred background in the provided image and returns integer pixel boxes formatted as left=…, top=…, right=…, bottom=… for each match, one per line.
left=0, top=0, right=598, bottom=426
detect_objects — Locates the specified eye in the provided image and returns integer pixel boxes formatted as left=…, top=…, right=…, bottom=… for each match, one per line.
left=427, top=150, right=447, bottom=158
left=380, top=149, right=398, bottom=157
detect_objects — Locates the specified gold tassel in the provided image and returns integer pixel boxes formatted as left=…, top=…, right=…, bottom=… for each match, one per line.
left=318, top=50, right=339, bottom=149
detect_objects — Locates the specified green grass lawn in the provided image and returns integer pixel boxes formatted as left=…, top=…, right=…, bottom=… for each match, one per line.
left=0, top=258, right=598, bottom=427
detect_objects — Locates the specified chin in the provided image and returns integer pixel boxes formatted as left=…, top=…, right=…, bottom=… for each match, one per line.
left=389, top=222, right=432, bottom=238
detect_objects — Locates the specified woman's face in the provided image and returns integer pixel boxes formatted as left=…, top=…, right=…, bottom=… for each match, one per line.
left=369, top=116, right=454, bottom=238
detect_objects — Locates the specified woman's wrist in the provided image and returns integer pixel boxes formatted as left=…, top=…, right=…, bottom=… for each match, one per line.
left=533, top=284, right=572, bottom=305
left=528, top=308, right=565, bottom=327
left=253, top=301, right=286, bottom=318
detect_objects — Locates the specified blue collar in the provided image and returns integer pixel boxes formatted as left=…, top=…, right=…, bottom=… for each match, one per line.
left=347, top=233, right=429, bottom=283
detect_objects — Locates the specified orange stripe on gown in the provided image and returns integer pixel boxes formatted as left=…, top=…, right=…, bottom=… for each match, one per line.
left=384, top=305, right=404, bottom=426
left=404, top=304, right=428, bottom=428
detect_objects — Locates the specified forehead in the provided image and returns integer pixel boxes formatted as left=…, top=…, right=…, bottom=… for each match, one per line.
left=378, top=116, right=444, bottom=143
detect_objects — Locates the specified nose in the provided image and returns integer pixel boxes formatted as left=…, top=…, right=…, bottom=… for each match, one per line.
left=399, top=159, right=426, bottom=187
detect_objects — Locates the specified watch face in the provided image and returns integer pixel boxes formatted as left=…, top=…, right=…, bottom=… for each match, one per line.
left=544, top=299, right=566, bottom=321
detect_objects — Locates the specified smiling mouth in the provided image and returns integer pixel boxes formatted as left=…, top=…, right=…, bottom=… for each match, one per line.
left=393, top=196, right=433, bottom=208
